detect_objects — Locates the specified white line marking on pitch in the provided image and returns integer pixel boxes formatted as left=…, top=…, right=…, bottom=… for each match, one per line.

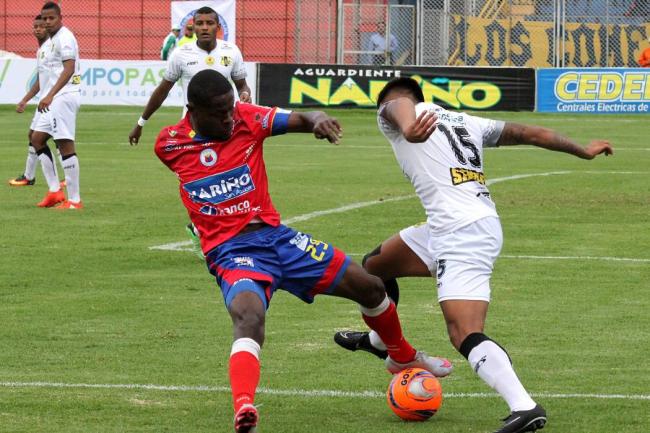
left=501, top=255, right=650, bottom=263
left=148, top=170, right=636, bottom=253
left=2, top=381, right=649, bottom=401
left=346, top=253, right=648, bottom=262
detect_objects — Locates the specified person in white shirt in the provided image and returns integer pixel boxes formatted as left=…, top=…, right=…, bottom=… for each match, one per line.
left=368, top=22, right=398, bottom=65
left=161, top=26, right=180, bottom=61
left=128, top=6, right=251, bottom=145
left=10, top=14, right=63, bottom=188
left=335, top=77, right=614, bottom=433
left=30, top=1, right=82, bottom=209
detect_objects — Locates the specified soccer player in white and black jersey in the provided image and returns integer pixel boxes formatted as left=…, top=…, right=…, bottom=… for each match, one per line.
left=128, top=6, right=251, bottom=145
left=10, top=14, right=64, bottom=188
left=30, top=1, right=82, bottom=209
left=335, top=77, right=613, bottom=433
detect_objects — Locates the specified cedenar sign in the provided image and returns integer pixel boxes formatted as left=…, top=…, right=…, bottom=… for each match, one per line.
left=258, top=64, right=535, bottom=111
left=537, top=69, right=650, bottom=113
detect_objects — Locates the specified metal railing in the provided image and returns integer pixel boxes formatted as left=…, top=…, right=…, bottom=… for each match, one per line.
left=1, top=0, right=647, bottom=66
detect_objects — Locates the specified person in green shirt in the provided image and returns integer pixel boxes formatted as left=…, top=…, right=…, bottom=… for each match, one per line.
left=161, top=26, right=180, bottom=61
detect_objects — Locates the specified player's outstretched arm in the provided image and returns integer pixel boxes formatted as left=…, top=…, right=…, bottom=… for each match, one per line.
left=287, top=111, right=342, bottom=144
left=381, top=97, right=437, bottom=143
left=496, top=122, right=613, bottom=160
left=129, top=79, right=175, bottom=145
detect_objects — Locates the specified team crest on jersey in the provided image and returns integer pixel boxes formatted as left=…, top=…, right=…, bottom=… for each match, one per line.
left=200, top=149, right=218, bottom=167
left=205, top=56, right=215, bottom=66
left=183, top=164, right=255, bottom=205
left=220, top=56, right=232, bottom=66
left=168, top=129, right=177, bottom=137
left=189, top=130, right=196, bottom=138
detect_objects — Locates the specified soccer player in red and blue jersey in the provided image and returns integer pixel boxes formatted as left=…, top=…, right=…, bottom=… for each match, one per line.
left=154, top=70, right=453, bottom=433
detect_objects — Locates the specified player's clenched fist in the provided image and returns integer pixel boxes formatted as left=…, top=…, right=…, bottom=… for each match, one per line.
left=313, top=114, right=343, bottom=145
left=583, top=140, right=613, bottom=159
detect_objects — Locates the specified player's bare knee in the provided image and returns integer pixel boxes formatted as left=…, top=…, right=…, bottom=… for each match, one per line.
left=358, top=274, right=387, bottom=308
left=230, top=306, right=265, bottom=336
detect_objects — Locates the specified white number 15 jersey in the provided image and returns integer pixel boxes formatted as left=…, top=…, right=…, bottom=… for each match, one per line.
left=378, top=102, right=505, bottom=236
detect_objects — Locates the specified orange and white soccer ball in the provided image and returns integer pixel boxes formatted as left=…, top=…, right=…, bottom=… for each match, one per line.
left=386, top=368, right=443, bottom=421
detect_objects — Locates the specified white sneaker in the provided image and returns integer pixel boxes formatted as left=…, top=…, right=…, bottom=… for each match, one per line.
left=385, top=350, right=453, bottom=377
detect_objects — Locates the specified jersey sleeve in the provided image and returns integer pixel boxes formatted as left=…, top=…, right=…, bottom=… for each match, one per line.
left=468, top=114, right=505, bottom=148
left=230, top=45, right=247, bottom=81
left=376, top=101, right=401, bottom=136
left=163, top=49, right=182, bottom=83
left=161, top=36, right=175, bottom=61
left=59, top=31, right=78, bottom=61
left=244, top=105, right=291, bottom=140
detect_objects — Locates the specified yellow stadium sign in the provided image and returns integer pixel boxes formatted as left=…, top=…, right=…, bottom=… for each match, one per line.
left=448, top=16, right=650, bottom=67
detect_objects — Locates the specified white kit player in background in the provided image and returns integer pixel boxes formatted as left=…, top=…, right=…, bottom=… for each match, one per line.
left=10, top=14, right=64, bottom=188
left=334, top=77, right=613, bottom=433
left=30, top=1, right=83, bottom=209
left=128, top=6, right=251, bottom=146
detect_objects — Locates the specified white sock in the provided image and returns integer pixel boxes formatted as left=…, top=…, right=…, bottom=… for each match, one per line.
left=231, top=337, right=261, bottom=359
left=56, top=149, right=63, bottom=180
left=38, top=150, right=60, bottom=192
left=24, top=145, right=38, bottom=180
left=62, top=154, right=81, bottom=202
left=368, top=330, right=387, bottom=351
left=468, top=341, right=536, bottom=412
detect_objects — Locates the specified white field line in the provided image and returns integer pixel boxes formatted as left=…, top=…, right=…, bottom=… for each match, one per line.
left=6, top=140, right=650, bottom=151
left=2, top=381, right=649, bottom=401
left=501, top=255, right=650, bottom=263
left=345, top=253, right=648, bottom=262
left=148, top=170, right=639, bottom=253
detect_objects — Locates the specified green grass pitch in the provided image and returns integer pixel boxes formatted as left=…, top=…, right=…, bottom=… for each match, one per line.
left=0, top=104, right=648, bottom=433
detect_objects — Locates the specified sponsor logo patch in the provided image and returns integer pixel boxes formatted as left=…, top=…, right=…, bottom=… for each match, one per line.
left=450, top=167, right=486, bottom=186
left=232, top=256, right=254, bottom=267
left=183, top=164, right=255, bottom=205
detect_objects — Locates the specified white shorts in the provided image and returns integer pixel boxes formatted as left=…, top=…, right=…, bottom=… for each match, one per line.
left=29, top=109, right=42, bottom=131
left=399, top=217, right=503, bottom=302
left=33, top=92, right=80, bottom=141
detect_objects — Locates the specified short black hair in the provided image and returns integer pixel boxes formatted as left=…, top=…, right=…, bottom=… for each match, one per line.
left=34, top=14, right=43, bottom=20
left=188, top=70, right=233, bottom=107
left=42, top=2, right=61, bottom=15
left=376, top=77, right=425, bottom=107
left=194, top=6, right=219, bottom=21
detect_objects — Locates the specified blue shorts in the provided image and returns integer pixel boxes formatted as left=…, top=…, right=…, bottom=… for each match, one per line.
left=206, top=225, right=351, bottom=309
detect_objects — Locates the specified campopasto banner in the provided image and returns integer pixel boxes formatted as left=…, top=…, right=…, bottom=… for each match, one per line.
left=257, top=64, right=535, bottom=111
left=0, top=58, right=257, bottom=106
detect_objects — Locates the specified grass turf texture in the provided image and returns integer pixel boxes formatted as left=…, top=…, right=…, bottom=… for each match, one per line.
left=1, top=105, right=648, bottom=433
